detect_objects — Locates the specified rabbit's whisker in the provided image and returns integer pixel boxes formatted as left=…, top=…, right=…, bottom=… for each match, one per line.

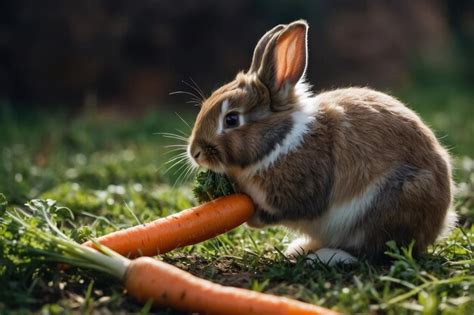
left=164, top=152, right=188, bottom=165
left=156, top=132, right=188, bottom=142
left=165, top=144, right=188, bottom=149
left=182, top=79, right=205, bottom=101
left=174, top=112, right=193, bottom=130
left=164, top=148, right=187, bottom=155
left=174, top=128, right=189, bottom=137
left=172, top=161, right=189, bottom=176
left=162, top=156, right=187, bottom=174
left=169, top=90, right=201, bottom=104
left=188, top=77, right=206, bottom=100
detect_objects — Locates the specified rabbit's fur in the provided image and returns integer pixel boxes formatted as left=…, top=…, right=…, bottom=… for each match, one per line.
left=187, top=20, right=456, bottom=263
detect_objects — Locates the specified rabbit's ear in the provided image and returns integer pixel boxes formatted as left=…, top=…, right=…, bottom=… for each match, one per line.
left=258, top=20, right=308, bottom=93
left=249, top=24, right=286, bottom=73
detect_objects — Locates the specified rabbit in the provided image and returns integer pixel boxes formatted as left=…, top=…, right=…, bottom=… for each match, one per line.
left=186, top=20, right=457, bottom=264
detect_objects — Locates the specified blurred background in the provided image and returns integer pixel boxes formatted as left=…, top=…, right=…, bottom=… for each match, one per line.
left=1, top=2, right=474, bottom=312
left=0, top=0, right=473, bottom=204
left=0, top=0, right=472, bottom=111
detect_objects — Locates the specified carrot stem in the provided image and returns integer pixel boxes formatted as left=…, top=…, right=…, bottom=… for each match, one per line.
left=7, top=210, right=129, bottom=279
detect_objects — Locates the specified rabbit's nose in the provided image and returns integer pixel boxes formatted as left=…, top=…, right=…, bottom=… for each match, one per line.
left=189, top=143, right=202, bottom=161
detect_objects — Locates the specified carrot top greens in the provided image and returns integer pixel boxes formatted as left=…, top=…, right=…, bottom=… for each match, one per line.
left=0, top=197, right=129, bottom=279
left=192, top=170, right=234, bottom=203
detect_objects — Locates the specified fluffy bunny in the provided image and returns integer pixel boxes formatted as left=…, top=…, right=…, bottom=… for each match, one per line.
left=187, top=20, right=457, bottom=264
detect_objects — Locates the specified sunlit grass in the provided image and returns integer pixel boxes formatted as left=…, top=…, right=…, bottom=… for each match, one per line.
left=0, top=82, right=473, bottom=314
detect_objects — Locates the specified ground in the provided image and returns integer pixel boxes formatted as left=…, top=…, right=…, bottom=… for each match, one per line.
left=0, top=81, right=473, bottom=314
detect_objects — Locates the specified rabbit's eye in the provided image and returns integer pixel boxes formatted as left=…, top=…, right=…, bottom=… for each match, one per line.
left=224, top=112, right=240, bottom=129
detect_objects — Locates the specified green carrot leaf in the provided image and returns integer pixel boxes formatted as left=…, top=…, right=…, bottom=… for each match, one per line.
left=192, top=170, right=235, bottom=203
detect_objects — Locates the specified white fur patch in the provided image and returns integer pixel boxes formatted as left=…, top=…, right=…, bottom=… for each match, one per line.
left=217, top=98, right=245, bottom=134
left=187, top=144, right=200, bottom=168
left=240, top=82, right=317, bottom=177
left=307, top=248, right=357, bottom=266
left=238, top=179, right=278, bottom=214
left=217, top=99, right=230, bottom=134
left=285, top=236, right=322, bottom=257
left=319, top=181, right=382, bottom=247
left=438, top=209, right=458, bottom=240
left=295, top=81, right=316, bottom=114
left=243, top=110, right=315, bottom=177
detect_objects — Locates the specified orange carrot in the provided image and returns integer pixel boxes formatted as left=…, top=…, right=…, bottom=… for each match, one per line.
left=9, top=202, right=338, bottom=315
left=126, top=257, right=339, bottom=315
left=84, top=194, right=254, bottom=257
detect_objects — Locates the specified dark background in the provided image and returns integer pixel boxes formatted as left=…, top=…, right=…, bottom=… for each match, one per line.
left=0, top=4, right=473, bottom=313
left=0, top=0, right=472, bottom=112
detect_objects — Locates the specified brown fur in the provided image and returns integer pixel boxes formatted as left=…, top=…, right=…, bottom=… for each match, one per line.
left=188, top=20, right=455, bottom=262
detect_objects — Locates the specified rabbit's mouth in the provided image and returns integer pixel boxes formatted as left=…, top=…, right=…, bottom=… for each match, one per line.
left=195, top=158, right=225, bottom=174
left=202, top=156, right=226, bottom=174
left=187, top=142, right=225, bottom=173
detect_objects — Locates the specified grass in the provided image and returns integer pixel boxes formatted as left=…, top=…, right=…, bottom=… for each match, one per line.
left=0, top=82, right=473, bottom=314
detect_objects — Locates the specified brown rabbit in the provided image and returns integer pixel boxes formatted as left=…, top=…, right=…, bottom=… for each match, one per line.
left=187, top=20, right=457, bottom=264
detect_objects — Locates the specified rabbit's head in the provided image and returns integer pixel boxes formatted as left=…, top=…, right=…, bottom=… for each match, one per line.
left=188, top=20, right=311, bottom=174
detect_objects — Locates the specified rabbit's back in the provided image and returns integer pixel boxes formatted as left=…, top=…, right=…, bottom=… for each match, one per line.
left=309, top=87, right=454, bottom=259
left=315, top=87, right=451, bottom=206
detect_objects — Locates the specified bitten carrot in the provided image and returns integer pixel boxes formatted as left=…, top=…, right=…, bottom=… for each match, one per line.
left=126, top=257, right=339, bottom=315
left=83, top=194, right=254, bottom=257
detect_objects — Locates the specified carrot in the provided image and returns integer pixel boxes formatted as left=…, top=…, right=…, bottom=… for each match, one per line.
left=7, top=202, right=339, bottom=315
left=83, top=194, right=254, bottom=257
left=126, top=256, right=339, bottom=315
